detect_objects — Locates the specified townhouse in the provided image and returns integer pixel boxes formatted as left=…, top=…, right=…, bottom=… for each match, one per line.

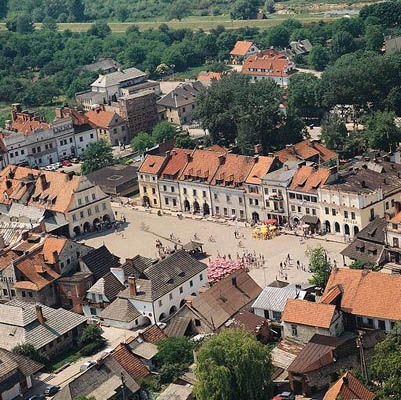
left=318, top=158, right=401, bottom=237
left=230, top=40, right=260, bottom=64
left=0, top=165, right=114, bottom=237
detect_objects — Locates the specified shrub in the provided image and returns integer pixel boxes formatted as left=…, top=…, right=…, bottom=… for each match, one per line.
left=79, top=341, right=105, bottom=357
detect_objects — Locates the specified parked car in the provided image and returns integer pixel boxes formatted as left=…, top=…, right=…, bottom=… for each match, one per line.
left=28, top=395, right=45, bottom=400
left=272, top=392, right=295, bottom=400
left=80, top=360, right=97, bottom=371
left=62, top=160, right=72, bottom=167
left=54, top=162, right=62, bottom=169
left=44, top=385, right=60, bottom=396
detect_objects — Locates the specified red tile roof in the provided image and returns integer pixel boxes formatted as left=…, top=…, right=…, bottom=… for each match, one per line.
left=85, top=109, right=117, bottom=129
left=323, top=371, right=374, bottom=400
left=178, top=149, right=224, bottom=184
left=275, top=140, right=338, bottom=164
left=324, top=268, right=401, bottom=321
left=160, top=148, right=192, bottom=179
left=0, top=250, right=19, bottom=272
left=246, top=156, right=276, bottom=184
left=12, top=118, right=50, bottom=135
left=232, top=311, right=268, bottom=334
left=138, top=155, right=166, bottom=175
left=242, top=53, right=294, bottom=78
left=211, top=153, right=255, bottom=188
left=112, top=344, right=151, bottom=381
left=282, top=299, right=336, bottom=329
left=230, top=41, right=254, bottom=56
left=289, top=166, right=331, bottom=193
left=141, top=324, right=168, bottom=344
left=42, top=237, right=67, bottom=264
left=197, top=72, right=222, bottom=82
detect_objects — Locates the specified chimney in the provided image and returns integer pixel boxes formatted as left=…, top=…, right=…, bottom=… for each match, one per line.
left=11, top=103, right=21, bottom=122
left=52, top=251, right=58, bottom=263
left=128, top=277, right=137, bottom=297
left=55, top=108, right=63, bottom=119
left=343, top=376, right=348, bottom=386
left=218, top=154, right=226, bottom=165
left=5, top=180, right=12, bottom=190
left=21, top=231, right=29, bottom=241
left=254, top=144, right=263, bottom=155
left=39, top=174, right=47, bottom=189
left=232, top=276, right=237, bottom=287
left=314, top=287, right=322, bottom=296
left=361, top=180, right=366, bottom=188
left=186, top=153, right=192, bottom=162
left=35, top=305, right=45, bottom=325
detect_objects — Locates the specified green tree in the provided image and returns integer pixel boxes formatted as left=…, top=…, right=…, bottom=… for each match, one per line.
left=175, top=135, right=196, bottom=149
left=69, top=0, right=86, bottom=21
left=349, top=260, right=372, bottom=269
left=308, top=44, right=329, bottom=71
left=155, top=337, right=195, bottom=367
left=320, top=116, right=348, bottom=152
left=152, top=121, right=177, bottom=143
left=287, top=73, right=323, bottom=120
left=195, top=329, right=273, bottom=400
left=365, top=24, right=383, bottom=52
left=87, top=22, right=111, bottom=39
left=41, top=16, right=58, bottom=31
left=306, top=246, right=332, bottom=289
left=265, top=0, right=275, bottom=14
left=370, top=322, right=401, bottom=399
left=81, top=140, right=114, bottom=175
left=331, top=31, right=356, bottom=60
left=79, top=324, right=103, bottom=346
left=0, top=0, right=7, bottom=18
left=131, top=131, right=155, bottom=153
left=7, top=14, right=35, bottom=33
left=12, top=343, right=48, bottom=364
left=168, top=0, right=190, bottom=21
left=363, top=111, right=401, bottom=151
left=230, top=0, right=258, bottom=20
left=267, top=25, right=290, bottom=48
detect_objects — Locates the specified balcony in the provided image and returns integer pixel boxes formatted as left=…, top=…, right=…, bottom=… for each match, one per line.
left=269, top=194, right=283, bottom=201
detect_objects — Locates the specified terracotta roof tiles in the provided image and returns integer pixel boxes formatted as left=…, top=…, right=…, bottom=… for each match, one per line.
left=141, top=324, right=168, bottom=344
left=112, top=344, right=150, bottom=381
left=138, top=155, right=166, bottom=175
left=323, top=371, right=374, bottom=400
left=160, top=148, right=192, bottom=179
left=242, top=54, right=294, bottom=78
left=289, top=166, right=331, bottom=193
left=246, top=156, right=276, bottom=184
left=230, top=41, right=254, bottom=56
left=282, top=299, right=336, bottom=329
left=42, top=237, right=67, bottom=264
left=85, top=109, right=118, bottom=129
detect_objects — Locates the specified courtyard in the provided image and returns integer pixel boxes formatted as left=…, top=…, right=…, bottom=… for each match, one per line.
left=83, top=206, right=346, bottom=288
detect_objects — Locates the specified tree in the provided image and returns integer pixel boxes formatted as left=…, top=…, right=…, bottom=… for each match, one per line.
left=363, top=111, right=401, bottom=151
left=306, top=246, right=332, bottom=289
left=12, top=343, right=48, bottom=364
left=69, top=0, right=86, bottom=22
left=287, top=73, right=324, bottom=120
left=365, top=24, right=383, bottom=52
left=230, top=0, right=258, bottom=20
left=79, top=324, right=103, bottom=346
left=155, top=337, right=195, bottom=367
left=152, top=121, right=177, bottom=143
left=81, top=140, right=114, bottom=175
left=331, top=31, right=356, bottom=60
left=0, top=0, right=8, bottom=18
left=87, top=22, right=111, bottom=39
left=168, top=0, right=190, bottom=21
left=131, top=131, right=155, bottom=153
left=308, top=44, right=329, bottom=71
left=320, top=116, right=348, bottom=152
left=195, top=329, right=273, bottom=400
left=265, top=0, right=275, bottom=14
left=370, top=322, right=401, bottom=399
left=7, top=14, right=35, bottom=34
left=267, top=25, right=290, bottom=48
left=42, top=16, right=58, bottom=31
left=175, top=136, right=196, bottom=149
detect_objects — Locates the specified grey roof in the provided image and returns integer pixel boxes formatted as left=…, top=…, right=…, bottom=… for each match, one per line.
left=355, top=217, right=387, bottom=244
left=165, top=317, right=191, bottom=337
left=262, top=164, right=298, bottom=185
left=120, top=250, right=207, bottom=302
left=87, top=165, right=138, bottom=190
left=99, top=297, right=141, bottom=323
left=341, top=239, right=385, bottom=265
left=0, top=348, right=43, bottom=378
left=91, top=67, right=146, bottom=88
left=0, top=220, right=38, bottom=247
left=81, top=245, right=120, bottom=281
left=157, top=81, right=204, bottom=109
left=8, top=203, right=45, bottom=223
left=157, top=384, right=193, bottom=400
left=252, top=284, right=309, bottom=312
left=0, top=300, right=87, bottom=351
left=54, top=354, right=140, bottom=400
left=122, top=255, right=154, bottom=278
left=87, top=272, right=125, bottom=302
left=81, top=58, right=122, bottom=73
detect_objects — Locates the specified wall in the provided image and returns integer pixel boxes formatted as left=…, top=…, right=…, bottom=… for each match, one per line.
left=158, top=179, right=182, bottom=211
left=1, top=381, right=21, bottom=400
left=138, top=173, right=161, bottom=208
left=75, top=129, right=98, bottom=156
left=210, top=186, right=246, bottom=220
left=283, top=322, right=332, bottom=344
left=179, top=182, right=212, bottom=215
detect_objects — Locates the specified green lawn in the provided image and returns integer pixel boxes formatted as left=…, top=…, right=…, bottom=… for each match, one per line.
left=0, top=13, right=341, bottom=33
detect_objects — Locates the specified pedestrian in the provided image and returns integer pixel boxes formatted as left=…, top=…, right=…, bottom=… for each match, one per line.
left=280, top=262, right=283, bottom=269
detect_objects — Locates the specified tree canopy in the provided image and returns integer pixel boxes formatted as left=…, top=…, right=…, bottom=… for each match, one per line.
left=306, top=246, right=332, bottom=289
left=12, top=343, right=48, bottom=364
left=81, top=140, right=114, bottom=175
left=195, top=329, right=273, bottom=400
left=152, top=122, right=177, bottom=143
left=131, top=132, right=155, bottom=153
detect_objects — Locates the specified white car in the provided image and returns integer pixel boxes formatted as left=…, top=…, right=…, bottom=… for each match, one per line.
left=80, top=360, right=97, bottom=372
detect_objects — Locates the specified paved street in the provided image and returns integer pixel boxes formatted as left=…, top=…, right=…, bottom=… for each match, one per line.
left=83, top=206, right=346, bottom=287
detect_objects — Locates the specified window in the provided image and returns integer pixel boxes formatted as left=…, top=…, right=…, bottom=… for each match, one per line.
left=21, top=150, right=24, bottom=155
left=239, top=197, right=242, bottom=204
left=296, top=194, right=302, bottom=200
left=378, top=320, right=386, bottom=330
left=214, top=193, right=218, bottom=200
left=272, top=311, right=281, bottom=320
left=159, top=299, right=163, bottom=306
left=291, top=205, right=295, bottom=211
left=153, top=199, right=157, bottom=205
left=88, top=208, right=92, bottom=216
left=370, top=208, right=375, bottom=220
left=386, top=201, right=389, bottom=210
left=171, top=187, right=175, bottom=193
left=265, top=200, right=269, bottom=207
left=11, top=289, right=15, bottom=297
left=240, top=210, right=244, bottom=219
left=183, top=188, right=187, bottom=195
left=169, top=293, right=173, bottom=300
left=78, top=198, right=82, bottom=205
left=344, top=210, right=348, bottom=218
left=90, top=134, right=94, bottom=139
left=195, top=319, right=201, bottom=327
left=103, top=202, right=107, bottom=210
left=264, top=188, right=269, bottom=195
left=90, top=307, right=97, bottom=315
left=351, top=212, right=355, bottom=219
left=165, top=198, right=169, bottom=205
left=393, top=238, right=399, bottom=248
left=306, top=208, right=310, bottom=214
left=190, top=280, right=193, bottom=287
left=85, top=196, right=89, bottom=203
left=152, top=188, right=156, bottom=194
left=297, top=206, right=301, bottom=213
left=289, top=193, right=295, bottom=199
left=215, top=206, right=220, bottom=215
left=226, top=195, right=230, bottom=202
left=80, top=211, right=84, bottom=218
left=332, top=209, right=336, bottom=216
left=249, top=199, right=253, bottom=205
left=179, top=286, right=183, bottom=294
left=312, top=209, right=316, bottom=216
left=22, top=291, right=26, bottom=297
left=144, top=187, right=147, bottom=193
left=224, top=208, right=228, bottom=216
left=325, top=207, right=329, bottom=215
left=28, top=292, right=33, bottom=297
left=72, top=214, right=77, bottom=222
left=193, top=189, right=197, bottom=196
left=163, top=185, right=167, bottom=191
left=200, top=273, right=203, bottom=281
left=232, top=209, right=236, bottom=216
left=255, top=199, right=259, bottom=206
left=291, top=324, right=298, bottom=337
left=2, top=289, right=7, bottom=296
left=92, top=193, right=96, bottom=200
left=173, top=199, right=177, bottom=207
left=367, top=318, right=373, bottom=326
left=79, top=136, right=83, bottom=142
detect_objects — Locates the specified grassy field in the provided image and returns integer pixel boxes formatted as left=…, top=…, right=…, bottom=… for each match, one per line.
left=0, top=13, right=340, bottom=33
